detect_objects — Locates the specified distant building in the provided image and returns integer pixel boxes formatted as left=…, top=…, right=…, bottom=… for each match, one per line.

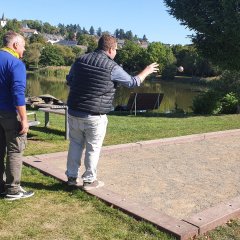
left=0, top=13, right=7, bottom=27
left=138, top=40, right=149, bottom=49
left=54, top=40, right=78, bottom=47
left=117, top=39, right=125, bottom=49
left=20, top=23, right=38, bottom=38
left=44, top=33, right=64, bottom=44
left=117, top=39, right=149, bottom=49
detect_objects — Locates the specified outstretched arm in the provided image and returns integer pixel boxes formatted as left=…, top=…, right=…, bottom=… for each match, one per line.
left=111, top=62, right=159, bottom=88
left=137, top=62, right=159, bottom=83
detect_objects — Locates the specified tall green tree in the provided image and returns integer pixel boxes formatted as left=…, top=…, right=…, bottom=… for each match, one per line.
left=23, top=42, right=43, bottom=68
left=89, top=26, right=95, bottom=35
left=115, top=40, right=149, bottom=72
left=96, top=27, right=102, bottom=37
left=55, top=45, right=75, bottom=65
left=146, top=42, right=176, bottom=73
left=4, top=19, right=21, bottom=32
left=29, top=34, right=46, bottom=44
left=164, top=0, right=240, bottom=70
left=39, top=44, right=65, bottom=66
left=125, top=30, right=133, bottom=40
left=23, top=20, right=43, bottom=32
left=142, top=34, right=148, bottom=41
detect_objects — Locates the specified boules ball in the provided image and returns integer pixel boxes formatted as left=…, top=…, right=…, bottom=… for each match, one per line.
left=177, top=66, right=184, bottom=72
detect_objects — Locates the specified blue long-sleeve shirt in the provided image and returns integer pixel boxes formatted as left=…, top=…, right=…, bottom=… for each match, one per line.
left=0, top=50, right=26, bottom=112
left=111, top=65, right=141, bottom=87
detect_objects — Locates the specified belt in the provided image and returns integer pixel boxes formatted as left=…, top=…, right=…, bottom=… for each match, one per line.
left=90, top=113, right=102, bottom=116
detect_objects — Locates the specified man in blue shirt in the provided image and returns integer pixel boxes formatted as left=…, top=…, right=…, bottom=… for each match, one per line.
left=0, top=31, right=34, bottom=200
left=66, top=34, right=159, bottom=190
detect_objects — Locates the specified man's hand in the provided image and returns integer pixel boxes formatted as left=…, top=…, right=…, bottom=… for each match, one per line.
left=19, top=119, right=29, bottom=134
left=145, top=62, right=159, bottom=74
left=137, top=62, right=159, bottom=83
left=16, top=105, right=29, bottom=134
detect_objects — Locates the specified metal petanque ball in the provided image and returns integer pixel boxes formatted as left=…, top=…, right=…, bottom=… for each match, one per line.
left=177, top=66, right=184, bottom=72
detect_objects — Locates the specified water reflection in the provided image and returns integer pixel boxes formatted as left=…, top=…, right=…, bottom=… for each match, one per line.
left=26, top=73, right=205, bottom=113
left=26, top=73, right=69, bottom=102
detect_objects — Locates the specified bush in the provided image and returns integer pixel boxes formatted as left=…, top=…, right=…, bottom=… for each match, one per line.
left=193, top=71, right=240, bottom=114
left=219, top=92, right=239, bottom=114
left=192, top=90, right=221, bottom=114
left=210, top=71, right=240, bottom=97
left=161, top=64, right=177, bottom=80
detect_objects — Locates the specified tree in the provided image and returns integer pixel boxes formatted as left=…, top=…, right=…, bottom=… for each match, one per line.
left=4, top=19, right=21, bottom=32
left=66, top=31, right=76, bottom=40
left=29, top=34, right=46, bottom=44
left=114, top=29, right=119, bottom=38
left=39, top=44, right=65, bottom=66
left=96, top=27, right=102, bottom=37
left=0, top=29, right=7, bottom=47
left=142, top=34, right=148, bottom=41
left=23, top=20, right=43, bottom=32
left=58, top=23, right=67, bottom=36
left=72, top=46, right=84, bottom=58
left=125, top=30, right=133, bottom=40
left=76, top=34, right=97, bottom=53
left=23, top=42, right=43, bottom=68
left=115, top=40, right=147, bottom=72
left=164, top=0, right=240, bottom=70
left=82, top=27, right=89, bottom=34
left=86, top=36, right=97, bottom=53
left=77, top=34, right=89, bottom=46
left=146, top=42, right=176, bottom=73
left=55, top=45, right=75, bottom=65
left=89, top=26, right=95, bottom=35
left=118, top=29, right=125, bottom=39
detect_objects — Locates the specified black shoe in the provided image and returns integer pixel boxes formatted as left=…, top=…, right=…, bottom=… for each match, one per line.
left=0, top=191, right=6, bottom=198
left=0, top=182, right=5, bottom=196
left=5, top=187, right=34, bottom=201
left=67, top=177, right=78, bottom=186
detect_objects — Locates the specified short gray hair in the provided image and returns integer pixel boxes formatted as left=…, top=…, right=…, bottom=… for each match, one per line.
left=3, top=31, right=24, bottom=47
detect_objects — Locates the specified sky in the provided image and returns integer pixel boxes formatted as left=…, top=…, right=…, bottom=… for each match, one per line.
left=1, top=0, right=194, bottom=45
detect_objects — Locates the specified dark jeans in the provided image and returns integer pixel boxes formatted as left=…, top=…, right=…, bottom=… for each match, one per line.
left=0, top=111, right=27, bottom=194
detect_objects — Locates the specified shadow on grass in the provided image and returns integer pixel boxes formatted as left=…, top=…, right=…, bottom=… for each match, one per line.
left=109, top=111, right=218, bottom=118
left=21, top=179, right=95, bottom=202
left=28, top=126, right=65, bottom=138
left=21, top=180, right=77, bottom=193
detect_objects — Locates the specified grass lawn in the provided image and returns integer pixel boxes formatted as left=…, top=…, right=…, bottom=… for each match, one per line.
left=26, top=111, right=240, bottom=155
left=1, top=111, right=240, bottom=239
left=0, top=167, right=173, bottom=240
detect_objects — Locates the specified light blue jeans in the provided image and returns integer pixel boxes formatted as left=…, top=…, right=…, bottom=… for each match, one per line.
left=66, top=114, right=108, bottom=182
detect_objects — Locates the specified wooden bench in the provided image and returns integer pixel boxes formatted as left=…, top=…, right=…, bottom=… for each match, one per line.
left=27, top=112, right=40, bottom=127
left=38, top=106, right=69, bottom=140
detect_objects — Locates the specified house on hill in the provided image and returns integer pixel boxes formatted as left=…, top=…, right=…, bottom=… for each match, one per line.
left=54, top=40, right=78, bottom=47
left=20, top=23, right=38, bottom=38
left=44, top=33, right=64, bottom=44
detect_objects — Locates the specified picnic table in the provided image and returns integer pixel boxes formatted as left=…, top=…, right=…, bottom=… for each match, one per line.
left=38, top=106, right=69, bottom=140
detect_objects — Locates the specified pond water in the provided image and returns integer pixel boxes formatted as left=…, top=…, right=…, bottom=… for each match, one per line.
left=26, top=73, right=205, bottom=113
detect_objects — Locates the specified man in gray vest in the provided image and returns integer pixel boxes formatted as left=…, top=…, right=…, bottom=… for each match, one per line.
left=66, top=34, right=158, bottom=190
